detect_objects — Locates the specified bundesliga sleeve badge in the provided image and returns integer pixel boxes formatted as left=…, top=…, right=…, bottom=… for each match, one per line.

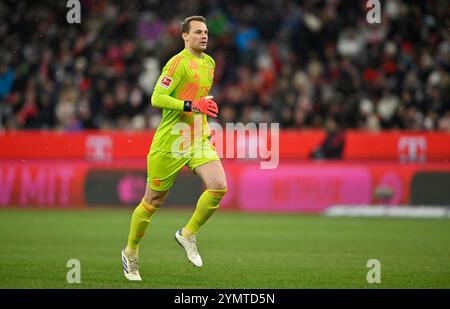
left=160, top=76, right=173, bottom=89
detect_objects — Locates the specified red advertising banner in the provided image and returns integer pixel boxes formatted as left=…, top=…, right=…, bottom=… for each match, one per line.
left=1, top=130, right=449, bottom=211
left=0, top=131, right=153, bottom=161
left=1, top=130, right=449, bottom=162
left=344, top=131, right=450, bottom=161
left=0, top=162, right=87, bottom=208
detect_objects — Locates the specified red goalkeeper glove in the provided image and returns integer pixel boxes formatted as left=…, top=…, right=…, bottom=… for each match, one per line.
left=183, top=96, right=218, bottom=118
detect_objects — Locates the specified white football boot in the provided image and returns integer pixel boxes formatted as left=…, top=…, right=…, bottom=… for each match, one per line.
left=121, top=249, right=142, bottom=281
left=174, top=229, right=203, bottom=267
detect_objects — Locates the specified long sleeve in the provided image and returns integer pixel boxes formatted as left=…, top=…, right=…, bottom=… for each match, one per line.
left=151, top=54, right=186, bottom=111
left=151, top=87, right=184, bottom=111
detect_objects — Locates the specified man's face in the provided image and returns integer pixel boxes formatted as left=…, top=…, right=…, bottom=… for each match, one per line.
left=183, top=21, right=208, bottom=52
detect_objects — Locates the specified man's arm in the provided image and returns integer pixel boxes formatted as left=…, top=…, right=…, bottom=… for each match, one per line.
left=151, top=55, right=185, bottom=111
left=151, top=87, right=185, bottom=111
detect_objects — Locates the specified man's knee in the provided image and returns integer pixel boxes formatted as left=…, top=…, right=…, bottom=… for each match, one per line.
left=207, top=180, right=228, bottom=192
left=146, top=197, right=164, bottom=208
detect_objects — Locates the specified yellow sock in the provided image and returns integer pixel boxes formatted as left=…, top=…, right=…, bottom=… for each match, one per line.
left=126, top=199, right=157, bottom=255
left=183, top=188, right=227, bottom=237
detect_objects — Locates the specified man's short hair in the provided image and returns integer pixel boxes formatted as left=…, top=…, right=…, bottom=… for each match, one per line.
left=181, top=16, right=206, bottom=34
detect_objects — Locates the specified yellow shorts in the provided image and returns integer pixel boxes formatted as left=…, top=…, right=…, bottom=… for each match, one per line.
left=147, top=140, right=220, bottom=191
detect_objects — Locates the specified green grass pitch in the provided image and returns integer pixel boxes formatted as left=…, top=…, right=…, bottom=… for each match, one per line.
left=0, top=208, right=449, bottom=288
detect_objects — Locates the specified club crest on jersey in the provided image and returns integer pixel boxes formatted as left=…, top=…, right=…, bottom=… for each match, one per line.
left=160, top=76, right=173, bottom=89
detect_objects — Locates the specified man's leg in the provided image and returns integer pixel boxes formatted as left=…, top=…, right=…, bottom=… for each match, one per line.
left=183, top=160, right=227, bottom=237
left=125, top=186, right=168, bottom=256
left=174, top=160, right=227, bottom=267
left=122, top=186, right=168, bottom=281
left=122, top=149, right=186, bottom=280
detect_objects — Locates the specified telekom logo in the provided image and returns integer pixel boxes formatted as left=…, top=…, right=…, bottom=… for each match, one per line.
left=398, top=136, right=427, bottom=163
left=86, top=136, right=113, bottom=162
left=117, top=174, right=146, bottom=204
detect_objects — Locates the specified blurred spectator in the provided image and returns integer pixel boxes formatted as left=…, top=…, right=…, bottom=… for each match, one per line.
left=310, top=117, right=345, bottom=159
left=0, top=62, right=15, bottom=100
left=0, top=0, right=449, bottom=132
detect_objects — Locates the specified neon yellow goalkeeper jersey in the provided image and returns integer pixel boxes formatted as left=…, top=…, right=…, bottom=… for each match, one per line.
left=150, top=48, right=215, bottom=154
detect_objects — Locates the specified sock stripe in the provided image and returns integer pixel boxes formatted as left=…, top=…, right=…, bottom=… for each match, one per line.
left=207, top=188, right=227, bottom=192
left=207, top=188, right=227, bottom=197
left=140, top=199, right=158, bottom=214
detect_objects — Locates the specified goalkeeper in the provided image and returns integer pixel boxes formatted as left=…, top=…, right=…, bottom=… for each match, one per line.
left=121, top=16, right=227, bottom=281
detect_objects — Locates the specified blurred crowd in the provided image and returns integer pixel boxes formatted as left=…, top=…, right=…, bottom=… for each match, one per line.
left=0, top=0, right=449, bottom=131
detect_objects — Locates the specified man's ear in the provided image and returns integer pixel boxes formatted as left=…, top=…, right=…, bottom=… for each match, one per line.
left=182, top=32, right=188, bottom=41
